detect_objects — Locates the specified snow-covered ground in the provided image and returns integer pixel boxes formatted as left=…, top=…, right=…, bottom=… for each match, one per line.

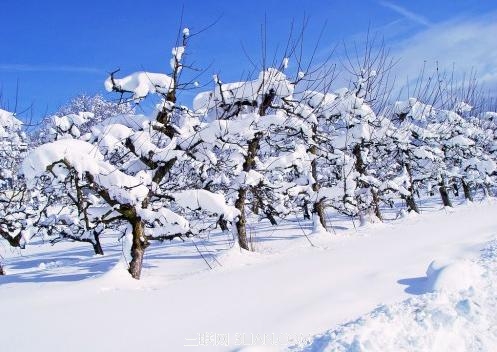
left=297, top=234, right=497, bottom=352
left=1, top=198, right=497, bottom=352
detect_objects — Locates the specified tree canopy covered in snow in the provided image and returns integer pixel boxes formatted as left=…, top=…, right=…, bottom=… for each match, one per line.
left=1, top=26, right=497, bottom=280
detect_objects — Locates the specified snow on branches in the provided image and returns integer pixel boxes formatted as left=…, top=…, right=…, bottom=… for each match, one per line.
left=2, top=28, right=497, bottom=280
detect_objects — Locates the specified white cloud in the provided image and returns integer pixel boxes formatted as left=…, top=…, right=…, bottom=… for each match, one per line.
left=380, top=1, right=432, bottom=27
left=0, top=64, right=102, bottom=74
left=390, top=12, right=497, bottom=96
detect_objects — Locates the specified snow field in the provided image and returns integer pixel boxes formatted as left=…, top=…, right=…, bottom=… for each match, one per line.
left=1, top=200, right=497, bottom=351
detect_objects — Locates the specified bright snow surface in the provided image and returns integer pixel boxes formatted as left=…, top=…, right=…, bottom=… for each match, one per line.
left=1, top=198, right=497, bottom=351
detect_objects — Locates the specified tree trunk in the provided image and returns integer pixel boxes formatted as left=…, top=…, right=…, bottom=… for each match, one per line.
left=264, top=209, right=278, bottom=226
left=0, top=263, right=4, bottom=276
left=303, top=200, right=311, bottom=220
left=358, top=212, right=368, bottom=227
left=234, top=133, right=261, bottom=250
left=462, top=179, right=473, bottom=202
left=405, top=195, right=420, bottom=213
left=128, top=219, right=149, bottom=280
left=310, top=134, right=327, bottom=230
left=371, top=189, right=383, bottom=221
left=405, top=162, right=420, bottom=213
left=312, top=199, right=327, bottom=231
left=92, top=234, right=104, bottom=256
left=235, top=188, right=249, bottom=250
left=251, top=200, right=260, bottom=215
left=439, top=178, right=453, bottom=207
left=251, top=186, right=260, bottom=215
left=453, top=181, right=459, bottom=197
left=353, top=143, right=382, bottom=222
left=217, top=215, right=229, bottom=232
left=0, top=232, right=23, bottom=248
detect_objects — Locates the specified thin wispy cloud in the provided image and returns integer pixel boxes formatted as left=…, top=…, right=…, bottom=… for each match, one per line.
left=380, top=1, right=432, bottom=27
left=391, top=11, right=497, bottom=96
left=0, top=64, right=103, bottom=74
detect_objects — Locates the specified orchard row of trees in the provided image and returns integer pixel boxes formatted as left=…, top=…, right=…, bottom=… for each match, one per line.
left=1, top=28, right=496, bottom=279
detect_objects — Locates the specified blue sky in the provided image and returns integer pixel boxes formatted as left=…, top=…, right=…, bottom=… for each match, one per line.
left=1, top=0, right=497, bottom=120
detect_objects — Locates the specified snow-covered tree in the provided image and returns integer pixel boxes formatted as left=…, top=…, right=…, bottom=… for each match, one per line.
left=6, top=25, right=497, bottom=280
left=33, top=94, right=133, bottom=145
left=0, top=109, right=27, bottom=188
left=0, top=108, right=30, bottom=275
left=191, top=62, right=330, bottom=247
left=22, top=28, right=238, bottom=279
left=384, top=98, right=440, bottom=211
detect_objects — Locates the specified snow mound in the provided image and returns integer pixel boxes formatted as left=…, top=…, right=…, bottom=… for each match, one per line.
left=214, top=243, right=267, bottom=270
left=94, top=260, right=143, bottom=291
left=297, top=240, right=497, bottom=352
left=426, top=259, right=484, bottom=293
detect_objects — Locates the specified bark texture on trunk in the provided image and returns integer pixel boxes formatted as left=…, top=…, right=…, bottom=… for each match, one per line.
left=128, top=219, right=149, bottom=280
left=0, top=232, right=23, bottom=248
left=439, top=178, right=453, bottom=207
left=371, top=189, right=383, bottom=221
left=251, top=189, right=260, bottom=215
left=217, top=215, right=229, bottom=232
left=453, top=182, right=459, bottom=197
left=405, top=163, right=420, bottom=213
left=405, top=195, right=420, bottom=213
left=312, top=200, right=327, bottom=231
left=234, top=132, right=262, bottom=251
left=303, top=201, right=311, bottom=220
left=235, top=188, right=249, bottom=250
left=462, top=179, right=473, bottom=202
left=310, top=133, right=327, bottom=230
left=264, top=209, right=278, bottom=226
left=92, top=234, right=104, bottom=256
